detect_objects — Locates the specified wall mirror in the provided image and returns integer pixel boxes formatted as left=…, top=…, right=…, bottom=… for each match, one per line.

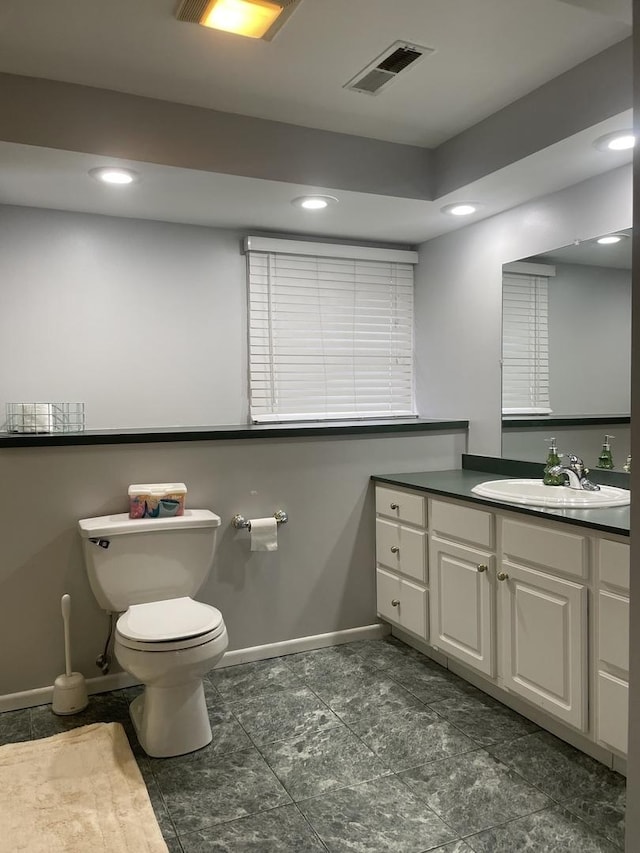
left=501, top=228, right=631, bottom=467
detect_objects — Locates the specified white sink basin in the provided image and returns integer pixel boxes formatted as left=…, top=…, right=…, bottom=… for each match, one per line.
left=471, top=478, right=630, bottom=509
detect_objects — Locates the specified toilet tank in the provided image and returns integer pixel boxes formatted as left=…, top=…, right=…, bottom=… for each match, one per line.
left=78, top=510, right=221, bottom=612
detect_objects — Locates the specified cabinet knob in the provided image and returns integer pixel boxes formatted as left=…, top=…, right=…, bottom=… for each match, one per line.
left=391, top=599, right=400, bottom=607
left=477, top=564, right=488, bottom=573
left=390, top=503, right=399, bottom=510
left=390, top=546, right=400, bottom=554
left=497, top=571, right=509, bottom=582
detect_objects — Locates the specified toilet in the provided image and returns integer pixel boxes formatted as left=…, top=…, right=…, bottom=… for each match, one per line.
left=78, top=509, right=228, bottom=758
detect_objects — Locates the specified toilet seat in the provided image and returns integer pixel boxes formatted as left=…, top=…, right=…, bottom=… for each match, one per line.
left=116, top=597, right=225, bottom=652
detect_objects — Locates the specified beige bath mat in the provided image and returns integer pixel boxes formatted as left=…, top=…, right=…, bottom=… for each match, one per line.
left=0, top=722, right=168, bottom=852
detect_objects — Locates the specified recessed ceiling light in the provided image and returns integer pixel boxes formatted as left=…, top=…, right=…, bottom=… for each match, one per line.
left=596, top=234, right=627, bottom=245
left=89, top=167, right=138, bottom=185
left=593, top=131, right=636, bottom=152
left=441, top=202, right=480, bottom=217
left=292, top=195, right=339, bottom=211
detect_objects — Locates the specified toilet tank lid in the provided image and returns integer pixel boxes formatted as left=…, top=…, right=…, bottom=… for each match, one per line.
left=78, top=509, right=221, bottom=537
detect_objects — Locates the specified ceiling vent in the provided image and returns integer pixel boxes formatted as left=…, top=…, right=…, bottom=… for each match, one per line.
left=344, top=41, right=434, bottom=96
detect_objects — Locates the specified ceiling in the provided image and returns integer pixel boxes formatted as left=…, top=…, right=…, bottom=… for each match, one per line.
left=0, top=0, right=633, bottom=243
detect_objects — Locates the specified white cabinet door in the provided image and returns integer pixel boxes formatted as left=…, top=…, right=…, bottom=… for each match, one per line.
left=500, top=560, right=587, bottom=731
left=429, top=535, right=496, bottom=677
left=376, top=567, right=428, bottom=640
left=597, top=671, right=629, bottom=754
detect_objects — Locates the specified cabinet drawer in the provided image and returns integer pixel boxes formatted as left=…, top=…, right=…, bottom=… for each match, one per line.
left=501, top=519, right=587, bottom=579
left=598, top=591, right=629, bottom=674
left=376, top=518, right=426, bottom=582
left=375, top=486, right=425, bottom=526
left=598, top=539, right=630, bottom=591
left=430, top=499, right=493, bottom=548
left=376, top=567, right=428, bottom=640
left=597, top=671, right=628, bottom=755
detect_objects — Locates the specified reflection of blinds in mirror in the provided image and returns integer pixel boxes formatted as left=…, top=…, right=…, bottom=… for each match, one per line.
left=502, top=273, right=551, bottom=414
left=247, top=244, right=416, bottom=422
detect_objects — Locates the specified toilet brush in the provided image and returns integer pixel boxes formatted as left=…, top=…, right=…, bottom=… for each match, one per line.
left=52, top=594, right=88, bottom=715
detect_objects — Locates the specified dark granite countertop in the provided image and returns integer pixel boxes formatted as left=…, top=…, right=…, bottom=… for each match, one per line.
left=372, top=466, right=629, bottom=536
left=0, top=418, right=468, bottom=448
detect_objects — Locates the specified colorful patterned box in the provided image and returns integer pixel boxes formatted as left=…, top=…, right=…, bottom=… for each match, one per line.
left=128, top=483, right=187, bottom=519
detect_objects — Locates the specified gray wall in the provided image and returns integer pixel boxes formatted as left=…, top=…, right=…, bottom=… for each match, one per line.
left=0, top=206, right=247, bottom=429
left=549, top=262, right=631, bottom=415
left=0, top=429, right=466, bottom=697
left=414, top=165, right=632, bottom=457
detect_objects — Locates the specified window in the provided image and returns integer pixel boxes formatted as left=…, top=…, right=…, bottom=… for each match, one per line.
left=502, top=267, right=553, bottom=414
left=246, top=237, right=418, bottom=422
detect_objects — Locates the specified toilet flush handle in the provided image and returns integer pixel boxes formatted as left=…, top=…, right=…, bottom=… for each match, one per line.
left=89, top=538, right=110, bottom=549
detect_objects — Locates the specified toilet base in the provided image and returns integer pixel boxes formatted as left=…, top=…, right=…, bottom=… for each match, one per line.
left=129, top=680, right=212, bottom=758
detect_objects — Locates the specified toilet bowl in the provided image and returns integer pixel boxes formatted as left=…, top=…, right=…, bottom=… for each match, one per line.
left=78, top=509, right=227, bottom=758
left=115, top=596, right=228, bottom=757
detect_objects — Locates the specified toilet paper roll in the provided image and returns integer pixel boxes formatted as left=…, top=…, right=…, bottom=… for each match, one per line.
left=250, top=517, right=278, bottom=552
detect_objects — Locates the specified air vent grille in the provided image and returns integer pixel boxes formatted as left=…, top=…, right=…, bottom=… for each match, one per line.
left=377, top=46, right=424, bottom=74
left=345, top=41, right=434, bottom=96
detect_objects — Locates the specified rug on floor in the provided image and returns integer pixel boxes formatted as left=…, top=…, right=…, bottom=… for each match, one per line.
left=0, top=721, right=167, bottom=853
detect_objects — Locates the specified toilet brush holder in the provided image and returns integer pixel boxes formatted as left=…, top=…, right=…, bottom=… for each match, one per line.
left=52, top=594, right=88, bottom=715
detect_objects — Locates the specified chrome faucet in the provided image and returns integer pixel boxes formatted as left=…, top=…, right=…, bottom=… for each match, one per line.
left=548, top=454, right=600, bottom=491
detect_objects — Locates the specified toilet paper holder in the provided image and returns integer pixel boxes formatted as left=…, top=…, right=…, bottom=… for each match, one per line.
left=231, top=510, right=288, bottom=531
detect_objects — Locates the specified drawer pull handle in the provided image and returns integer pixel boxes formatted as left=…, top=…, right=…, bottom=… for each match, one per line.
left=477, top=564, right=488, bottom=573
left=390, top=546, right=400, bottom=554
left=497, top=571, right=509, bottom=582
left=390, top=503, right=399, bottom=510
left=391, top=599, right=400, bottom=607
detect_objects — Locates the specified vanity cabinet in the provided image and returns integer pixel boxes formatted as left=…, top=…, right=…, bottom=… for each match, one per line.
left=596, top=538, right=630, bottom=755
left=374, top=481, right=629, bottom=754
left=375, top=486, right=428, bottom=640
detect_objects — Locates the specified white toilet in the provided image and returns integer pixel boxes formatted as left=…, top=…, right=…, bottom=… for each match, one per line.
left=78, top=509, right=228, bottom=758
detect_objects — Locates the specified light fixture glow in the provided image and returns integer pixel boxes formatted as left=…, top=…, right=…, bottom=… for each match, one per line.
left=292, top=195, right=339, bottom=211
left=89, top=167, right=137, bottom=185
left=593, top=131, right=636, bottom=152
left=597, top=235, right=624, bottom=245
left=607, top=134, right=635, bottom=151
left=441, top=202, right=479, bottom=217
left=201, top=0, right=283, bottom=38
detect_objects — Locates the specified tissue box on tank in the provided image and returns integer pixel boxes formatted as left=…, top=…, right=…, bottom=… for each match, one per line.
left=128, top=483, right=187, bottom=519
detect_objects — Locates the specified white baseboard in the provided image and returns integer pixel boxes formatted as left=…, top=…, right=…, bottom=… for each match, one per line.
left=217, top=623, right=389, bottom=669
left=0, top=623, right=388, bottom=713
left=0, top=671, right=140, bottom=713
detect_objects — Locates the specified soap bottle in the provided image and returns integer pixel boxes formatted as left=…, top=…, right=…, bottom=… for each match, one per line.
left=623, top=454, right=631, bottom=473
left=597, top=435, right=615, bottom=470
left=543, top=438, right=564, bottom=486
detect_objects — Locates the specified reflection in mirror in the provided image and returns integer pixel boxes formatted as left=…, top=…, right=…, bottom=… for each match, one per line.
left=501, top=229, right=631, bottom=468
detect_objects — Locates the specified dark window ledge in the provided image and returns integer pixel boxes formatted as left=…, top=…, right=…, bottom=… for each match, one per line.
left=0, top=418, right=469, bottom=449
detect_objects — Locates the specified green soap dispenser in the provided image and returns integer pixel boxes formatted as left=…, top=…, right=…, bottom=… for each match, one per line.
left=597, top=435, right=615, bottom=469
left=543, top=437, right=564, bottom=486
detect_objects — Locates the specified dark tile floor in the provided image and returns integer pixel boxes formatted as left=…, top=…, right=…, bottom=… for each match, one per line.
left=0, top=637, right=626, bottom=852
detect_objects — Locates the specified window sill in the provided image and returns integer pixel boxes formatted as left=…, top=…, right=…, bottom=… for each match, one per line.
left=0, top=418, right=469, bottom=448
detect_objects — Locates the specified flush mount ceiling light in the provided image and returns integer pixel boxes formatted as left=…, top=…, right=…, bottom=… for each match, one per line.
left=596, top=234, right=628, bottom=245
left=176, top=0, right=301, bottom=41
left=593, top=131, right=636, bottom=152
left=440, top=202, right=480, bottom=217
left=89, top=167, right=138, bottom=185
left=291, top=195, right=339, bottom=210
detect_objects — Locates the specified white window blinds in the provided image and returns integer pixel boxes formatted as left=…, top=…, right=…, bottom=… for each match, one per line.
left=246, top=239, right=417, bottom=422
left=502, top=272, right=552, bottom=414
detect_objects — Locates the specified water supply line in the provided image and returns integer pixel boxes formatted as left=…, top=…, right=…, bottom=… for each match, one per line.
left=96, top=612, right=116, bottom=675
